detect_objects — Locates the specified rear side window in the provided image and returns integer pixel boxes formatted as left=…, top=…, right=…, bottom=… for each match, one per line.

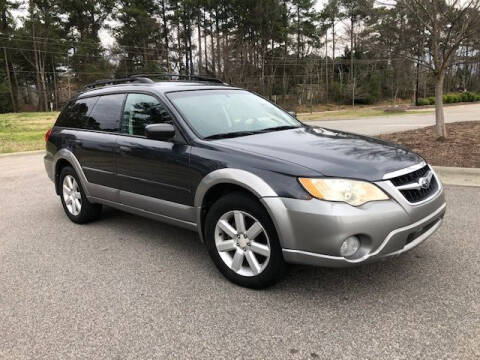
left=86, top=94, right=125, bottom=132
left=122, top=93, right=173, bottom=136
left=55, top=97, right=98, bottom=128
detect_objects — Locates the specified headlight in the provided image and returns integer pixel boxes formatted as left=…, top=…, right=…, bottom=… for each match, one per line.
left=298, top=178, right=389, bottom=206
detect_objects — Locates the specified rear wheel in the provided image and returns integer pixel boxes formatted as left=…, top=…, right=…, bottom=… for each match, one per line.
left=59, top=166, right=102, bottom=224
left=205, top=192, right=286, bottom=289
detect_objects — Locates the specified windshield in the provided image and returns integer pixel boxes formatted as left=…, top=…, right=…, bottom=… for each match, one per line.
left=167, top=90, right=302, bottom=139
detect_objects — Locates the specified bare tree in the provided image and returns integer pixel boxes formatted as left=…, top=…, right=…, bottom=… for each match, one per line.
left=398, top=0, right=480, bottom=138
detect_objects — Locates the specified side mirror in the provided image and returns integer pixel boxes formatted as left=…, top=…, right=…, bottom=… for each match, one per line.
left=288, top=111, right=297, bottom=118
left=145, top=123, right=176, bottom=141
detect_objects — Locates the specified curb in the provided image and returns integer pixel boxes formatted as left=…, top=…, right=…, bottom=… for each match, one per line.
left=433, top=166, right=480, bottom=187
left=0, top=150, right=45, bottom=158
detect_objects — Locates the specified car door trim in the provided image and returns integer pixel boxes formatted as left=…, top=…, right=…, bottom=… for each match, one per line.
left=53, top=149, right=196, bottom=227
left=116, top=172, right=191, bottom=193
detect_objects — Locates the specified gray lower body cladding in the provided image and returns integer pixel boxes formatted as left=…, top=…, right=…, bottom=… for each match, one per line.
left=263, top=184, right=446, bottom=267
left=46, top=151, right=446, bottom=268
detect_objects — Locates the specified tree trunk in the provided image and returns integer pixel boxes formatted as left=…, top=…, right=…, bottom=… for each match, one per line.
left=296, top=6, right=300, bottom=58
left=52, top=57, right=58, bottom=110
left=161, top=0, right=170, bottom=72
left=350, top=19, right=355, bottom=107
left=325, top=34, right=328, bottom=103
left=215, top=10, right=221, bottom=76
left=332, top=21, right=335, bottom=77
left=3, top=47, right=16, bottom=112
left=415, top=60, right=420, bottom=106
left=203, top=11, right=208, bottom=73
left=210, top=23, right=215, bottom=74
left=350, top=18, right=354, bottom=82
left=434, top=73, right=447, bottom=138
left=197, top=12, right=203, bottom=73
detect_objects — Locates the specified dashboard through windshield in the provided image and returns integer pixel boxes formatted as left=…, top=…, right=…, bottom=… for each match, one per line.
left=167, top=89, right=302, bottom=139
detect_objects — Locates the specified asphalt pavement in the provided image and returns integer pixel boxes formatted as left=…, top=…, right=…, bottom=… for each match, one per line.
left=1, top=153, right=479, bottom=360
left=308, top=103, right=480, bottom=135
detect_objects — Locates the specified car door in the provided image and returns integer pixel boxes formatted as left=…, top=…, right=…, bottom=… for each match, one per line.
left=116, top=93, right=195, bottom=222
left=73, top=94, right=125, bottom=193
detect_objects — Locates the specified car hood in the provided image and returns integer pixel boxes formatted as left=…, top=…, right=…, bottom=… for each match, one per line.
left=213, top=126, right=424, bottom=181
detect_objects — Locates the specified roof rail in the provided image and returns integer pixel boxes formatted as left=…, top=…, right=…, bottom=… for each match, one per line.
left=80, top=76, right=154, bottom=91
left=129, top=73, right=227, bottom=85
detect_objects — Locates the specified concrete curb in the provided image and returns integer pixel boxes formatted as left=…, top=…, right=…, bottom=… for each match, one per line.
left=433, top=166, right=480, bottom=187
left=0, top=150, right=45, bottom=158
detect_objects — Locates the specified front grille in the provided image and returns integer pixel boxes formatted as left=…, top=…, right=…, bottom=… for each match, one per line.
left=390, top=165, right=429, bottom=187
left=390, top=165, right=438, bottom=203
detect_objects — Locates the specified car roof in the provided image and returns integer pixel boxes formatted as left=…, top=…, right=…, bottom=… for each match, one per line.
left=76, top=81, right=241, bottom=99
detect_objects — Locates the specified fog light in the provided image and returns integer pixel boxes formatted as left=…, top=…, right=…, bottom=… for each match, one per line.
left=340, top=236, right=360, bottom=257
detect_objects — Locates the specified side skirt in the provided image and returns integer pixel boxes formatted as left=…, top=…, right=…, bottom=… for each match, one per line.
left=88, top=196, right=198, bottom=232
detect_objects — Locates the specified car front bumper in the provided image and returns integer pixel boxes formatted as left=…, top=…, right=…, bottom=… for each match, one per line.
left=261, top=174, right=446, bottom=267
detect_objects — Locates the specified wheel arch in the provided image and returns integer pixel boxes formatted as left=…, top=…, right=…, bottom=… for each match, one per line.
left=54, top=158, right=72, bottom=194
left=194, top=169, right=278, bottom=241
left=53, top=149, right=91, bottom=197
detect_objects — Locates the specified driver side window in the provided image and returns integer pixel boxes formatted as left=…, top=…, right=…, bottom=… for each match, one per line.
left=122, top=93, right=173, bottom=136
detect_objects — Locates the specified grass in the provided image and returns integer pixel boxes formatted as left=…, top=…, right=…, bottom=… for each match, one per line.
left=297, top=108, right=433, bottom=121
left=0, top=112, right=58, bottom=153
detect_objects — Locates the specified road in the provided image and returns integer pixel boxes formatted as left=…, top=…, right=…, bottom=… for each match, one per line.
left=308, top=103, right=480, bottom=135
left=1, top=153, right=479, bottom=360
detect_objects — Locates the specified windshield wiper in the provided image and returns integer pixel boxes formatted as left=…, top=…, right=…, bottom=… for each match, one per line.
left=203, top=131, right=259, bottom=140
left=204, top=126, right=300, bottom=140
left=255, top=125, right=300, bottom=133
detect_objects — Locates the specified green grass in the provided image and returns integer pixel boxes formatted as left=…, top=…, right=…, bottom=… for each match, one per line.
left=0, top=112, right=58, bottom=153
left=297, top=108, right=433, bottom=121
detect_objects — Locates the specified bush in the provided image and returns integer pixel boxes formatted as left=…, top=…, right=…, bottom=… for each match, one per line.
left=460, top=91, right=476, bottom=102
left=417, top=98, right=431, bottom=106
left=443, top=94, right=461, bottom=103
left=417, top=92, right=480, bottom=106
left=443, top=94, right=453, bottom=103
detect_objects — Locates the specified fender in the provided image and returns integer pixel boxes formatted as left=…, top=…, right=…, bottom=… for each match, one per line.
left=193, top=168, right=278, bottom=241
left=52, top=149, right=91, bottom=197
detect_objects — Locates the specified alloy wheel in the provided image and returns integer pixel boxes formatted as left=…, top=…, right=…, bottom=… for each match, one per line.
left=214, top=210, right=271, bottom=277
left=63, top=175, right=82, bottom=216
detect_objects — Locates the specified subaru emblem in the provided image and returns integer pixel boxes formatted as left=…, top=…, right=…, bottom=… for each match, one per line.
left=418, top=176, right=430, bottom=189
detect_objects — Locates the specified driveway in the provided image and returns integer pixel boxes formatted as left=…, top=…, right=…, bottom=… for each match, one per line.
left=0, top=153, right=479, bottom=359
left=308, top=103, right=480, bottom=135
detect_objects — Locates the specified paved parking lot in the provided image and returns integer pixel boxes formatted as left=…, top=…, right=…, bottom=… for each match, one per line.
left=1, top=153, right=479, bottom=359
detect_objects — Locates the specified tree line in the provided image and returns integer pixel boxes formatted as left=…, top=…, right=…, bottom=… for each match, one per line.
left=1, top=0, right=480, bottom=137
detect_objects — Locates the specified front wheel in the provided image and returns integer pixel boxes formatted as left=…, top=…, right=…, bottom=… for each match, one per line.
left=204, top=192, right=286, bottom=289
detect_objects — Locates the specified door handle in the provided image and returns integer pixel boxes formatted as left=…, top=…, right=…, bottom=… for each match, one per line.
left=119, top=145, right=130, bottom=153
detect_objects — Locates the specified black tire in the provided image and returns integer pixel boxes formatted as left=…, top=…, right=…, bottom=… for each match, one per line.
left=59, top=166, right=102, bottom=224
left=205, top=192, right=286, bottom=289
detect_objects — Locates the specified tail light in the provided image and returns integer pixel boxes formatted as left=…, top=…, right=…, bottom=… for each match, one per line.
left=45, top=128, right=52, bottom=142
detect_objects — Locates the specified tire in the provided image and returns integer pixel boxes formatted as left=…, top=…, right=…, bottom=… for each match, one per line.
left=59, top=166, right=102, bottom=224
left=205, top=192, right=286, bottom=289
